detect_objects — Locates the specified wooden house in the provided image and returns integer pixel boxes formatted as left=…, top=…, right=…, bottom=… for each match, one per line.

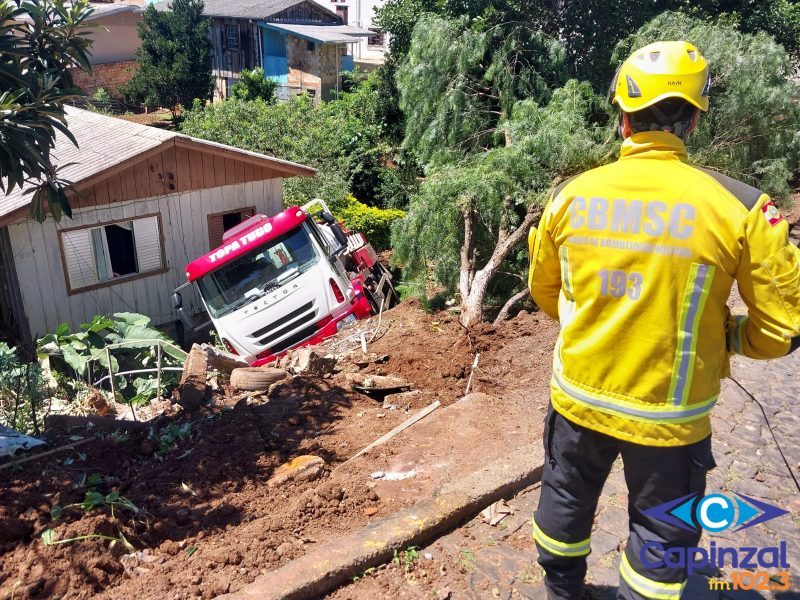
left=0, top=107, right=315, bottom=347
left=156, top=0, right=371, bottom=101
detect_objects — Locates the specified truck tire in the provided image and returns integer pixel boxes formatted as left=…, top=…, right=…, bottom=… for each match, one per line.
left=230, top=367, right=287, bottom=392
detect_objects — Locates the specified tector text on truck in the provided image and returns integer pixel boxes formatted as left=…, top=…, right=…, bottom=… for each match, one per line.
left=172, top=199, right=396, bottom=365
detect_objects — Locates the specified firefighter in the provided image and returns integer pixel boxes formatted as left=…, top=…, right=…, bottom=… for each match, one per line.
left=528, top=40, right=800, bottom=599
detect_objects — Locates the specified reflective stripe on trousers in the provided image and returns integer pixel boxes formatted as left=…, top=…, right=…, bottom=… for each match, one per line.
left=620, top=553, right=686, bottom=600
left=532, top=517, right=591, bottom=558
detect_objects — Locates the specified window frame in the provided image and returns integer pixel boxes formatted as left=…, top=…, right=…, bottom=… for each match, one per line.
left=367, top=29, right=385, bottom=49
left=58, top=213, right=168, bottom=296
left=226, top=25, right=240, bottom=51
left=207, top=206, right=256, bottom=250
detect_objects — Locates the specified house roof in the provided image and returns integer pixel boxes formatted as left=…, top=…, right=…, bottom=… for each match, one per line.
left=154, top=0, right=323, bottom=20
left=259, top=22, right=371, bottom=44
left=16, top=2, right=144, bottom=22
left=0, top=107, right=316, bottom=222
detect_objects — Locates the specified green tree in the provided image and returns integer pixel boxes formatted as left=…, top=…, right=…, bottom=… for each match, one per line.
left=393, top=80, right=614, bottom=327
left=122, top=0, right=213, bottom=122
left=230, top=67, right=278, bottom=102
left=0, top=0, right=96, bottom=222
left=397, top=14, right=567, bottom=164
left=615, top=12, right=800, bottom=200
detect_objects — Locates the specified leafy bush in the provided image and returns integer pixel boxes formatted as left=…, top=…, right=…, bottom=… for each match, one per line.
left=181, top=71, right=404, bottom=209
left=92, top=87, right=110, bottom=102
left=37, top=313, right=187, bottom=407
left=230, top=68, right=278, bottom=102
left=615, top=12, right=800, bottom=201
left=0, top=342, right=49, bottom=434
left=337, top=196, right=405, bottom=251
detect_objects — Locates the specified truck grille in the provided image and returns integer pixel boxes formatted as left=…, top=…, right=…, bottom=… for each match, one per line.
left=251, top=300, right=318, bottom=348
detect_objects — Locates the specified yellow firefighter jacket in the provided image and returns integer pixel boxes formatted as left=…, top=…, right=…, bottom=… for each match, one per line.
left=529, top=131, right=800, bottom=446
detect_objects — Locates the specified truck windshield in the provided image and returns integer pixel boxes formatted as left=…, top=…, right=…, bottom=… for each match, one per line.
left=197, top=225, right=319, bottom=318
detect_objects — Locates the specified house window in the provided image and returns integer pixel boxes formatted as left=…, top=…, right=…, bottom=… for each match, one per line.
left=226, top=25, right=239, bottom=50
left=306, top=40, right=316, bottom=52
left=59, top=215, right=164, bottom=293
left=367, top=29, right=386, bottom=49
left=208, top=207, right=255, bottom=250
left=335, top=5, right=348, bottom=23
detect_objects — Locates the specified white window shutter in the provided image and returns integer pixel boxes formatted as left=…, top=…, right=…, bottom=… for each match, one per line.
left=133, top=216, right=162, bottom=273
left=61, top=229, right=97, bottom=290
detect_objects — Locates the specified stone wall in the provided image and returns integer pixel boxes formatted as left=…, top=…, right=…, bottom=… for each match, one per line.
left=286, top=36, right=345, bottom=100
left=70, top=60, right=137, bottom=98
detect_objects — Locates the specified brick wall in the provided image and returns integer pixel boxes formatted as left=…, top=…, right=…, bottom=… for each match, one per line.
left=70, top=60, right=138, bottom=98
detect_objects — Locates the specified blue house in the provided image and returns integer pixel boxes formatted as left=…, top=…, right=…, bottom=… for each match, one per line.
left=157, top=0, right=370, bottom=101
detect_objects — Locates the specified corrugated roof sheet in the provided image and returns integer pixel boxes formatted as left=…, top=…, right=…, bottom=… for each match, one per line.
left=259, top=22, right=370, bottom=43
left=154, top=0, right=302, bottom=19
left=0, top=107, right=314, bottom=219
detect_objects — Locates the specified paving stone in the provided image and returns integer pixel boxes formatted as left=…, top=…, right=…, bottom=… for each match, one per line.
left=588, top=530, right=623, bottom=566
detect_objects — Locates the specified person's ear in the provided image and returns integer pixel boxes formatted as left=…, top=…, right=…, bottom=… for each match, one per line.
left=620, top=112, right=633, bottom=139
left=685, top=109, right=701, bottom=136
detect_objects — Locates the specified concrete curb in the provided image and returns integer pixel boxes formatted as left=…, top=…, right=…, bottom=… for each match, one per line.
left=219, top=444, right=544, bottom=600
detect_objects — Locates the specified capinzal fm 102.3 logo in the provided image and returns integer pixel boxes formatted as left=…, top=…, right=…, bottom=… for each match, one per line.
left=645, top=492, right=789, bottom=533
left=640, top=493, right=792, bottom=577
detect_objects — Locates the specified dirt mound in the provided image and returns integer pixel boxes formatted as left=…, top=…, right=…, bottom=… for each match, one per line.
left=0, top=304, right=559, bottom=600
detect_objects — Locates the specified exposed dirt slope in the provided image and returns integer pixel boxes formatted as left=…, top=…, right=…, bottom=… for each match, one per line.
left=0, top=303, right=558, bottom=600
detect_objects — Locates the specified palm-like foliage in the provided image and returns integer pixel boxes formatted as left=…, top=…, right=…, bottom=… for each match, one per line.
left=0, top=0, right=96, bottom=221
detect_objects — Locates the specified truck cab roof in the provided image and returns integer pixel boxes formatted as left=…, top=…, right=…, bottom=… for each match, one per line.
left=185, top=206, right=308, bottom=282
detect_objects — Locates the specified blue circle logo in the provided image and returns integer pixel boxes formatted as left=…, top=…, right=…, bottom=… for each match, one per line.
left=696, top=494, right=735, bottom=532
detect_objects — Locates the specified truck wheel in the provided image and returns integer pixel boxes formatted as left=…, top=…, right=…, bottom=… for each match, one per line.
left=230, top=367, right=287, bottom=392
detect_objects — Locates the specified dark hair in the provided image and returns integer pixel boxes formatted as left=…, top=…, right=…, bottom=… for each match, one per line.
left=627, top=98, right=698, bottom=138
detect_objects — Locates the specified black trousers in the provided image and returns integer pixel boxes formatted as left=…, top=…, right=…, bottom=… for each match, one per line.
left=533, top=404, right=716, bottom=599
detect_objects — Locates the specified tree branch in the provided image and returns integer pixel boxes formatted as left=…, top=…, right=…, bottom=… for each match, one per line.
left=494, top=288, right=530, bottom=324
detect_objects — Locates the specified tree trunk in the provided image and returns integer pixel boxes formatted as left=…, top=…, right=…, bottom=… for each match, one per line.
left=494, top=288, right=530, bottom=325
left=458, top=202, right=475, bottom=303
left=459, top=207, right=542, bottom=329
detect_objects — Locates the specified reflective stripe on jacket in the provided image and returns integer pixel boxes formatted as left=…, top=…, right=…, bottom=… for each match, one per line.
left=529, top=131, right=800, bottom=447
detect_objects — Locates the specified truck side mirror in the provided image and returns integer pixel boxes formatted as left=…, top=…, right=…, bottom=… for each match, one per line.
left=330, top=222, right=348, bottom=248
left=320, top=210, right=336, bottom=224
left=172, top=292, right=183, bottom=310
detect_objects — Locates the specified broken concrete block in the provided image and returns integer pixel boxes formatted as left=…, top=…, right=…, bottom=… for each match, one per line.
left=345, top=373, right=410, bottom=391
left=289, top=349, right=337, bottom=376
left=267, top=455, right=326, bottom=488
left=178, top=344, right=207, bottom=409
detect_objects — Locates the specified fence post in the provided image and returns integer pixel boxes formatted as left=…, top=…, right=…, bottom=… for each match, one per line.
left=156, top=341, right=163, bottom=402
left=106, top=347, right=116, bottom=401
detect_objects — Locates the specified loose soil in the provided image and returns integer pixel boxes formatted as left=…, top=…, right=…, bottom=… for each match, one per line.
left=0, top=302, right=558, bottom=600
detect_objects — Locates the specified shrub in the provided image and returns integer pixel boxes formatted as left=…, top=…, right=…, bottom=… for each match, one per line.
left=37, top=313, right=186, bottom=408
left=0, top=342, right=49, bottom=434
left=230, top=68, right=278, bottom=102
left=336, top=196, right=405, bottom=252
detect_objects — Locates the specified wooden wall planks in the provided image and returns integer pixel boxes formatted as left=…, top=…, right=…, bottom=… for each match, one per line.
left=7, top=180, right=284, bottom=338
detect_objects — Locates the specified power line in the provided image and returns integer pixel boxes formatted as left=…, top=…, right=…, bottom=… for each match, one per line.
left=728, top=375, right=800, bottom=493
